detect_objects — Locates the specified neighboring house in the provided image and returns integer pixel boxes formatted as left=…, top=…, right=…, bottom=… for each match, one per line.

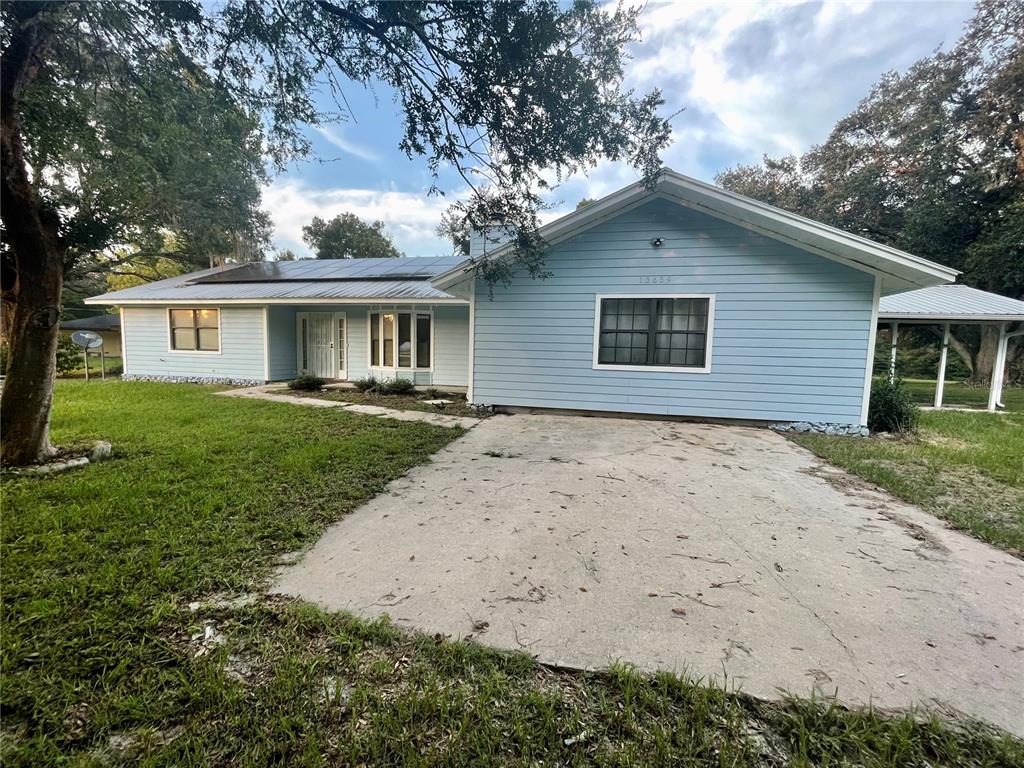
left=86, top=170, right=958, bottom=433
left=60, top=314, right=123, bottom=357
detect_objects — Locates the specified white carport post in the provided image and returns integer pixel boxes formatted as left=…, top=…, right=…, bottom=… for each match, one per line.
left=934, top=322, right=950, bottom=408
left=888, top=321, right=899, bottom=382
left=987, top=322, right=1008, bottom=412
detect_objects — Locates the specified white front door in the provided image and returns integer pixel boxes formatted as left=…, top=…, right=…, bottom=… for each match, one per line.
left=297, top=312, right=343, bottom=378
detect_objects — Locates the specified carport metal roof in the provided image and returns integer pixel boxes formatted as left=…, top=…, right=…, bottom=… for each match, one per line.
left=879, top=284, right=1024, bottom=322
left=877, top=284, right=1023, bottom=412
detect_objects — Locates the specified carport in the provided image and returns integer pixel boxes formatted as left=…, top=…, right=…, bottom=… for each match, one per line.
left=878, top=284, right=1024, bottom=410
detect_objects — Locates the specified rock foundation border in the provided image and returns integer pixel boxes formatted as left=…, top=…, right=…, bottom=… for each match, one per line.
left=122, top=374, right=266, bottom=386
left=770, top=422, right=869, bottom=437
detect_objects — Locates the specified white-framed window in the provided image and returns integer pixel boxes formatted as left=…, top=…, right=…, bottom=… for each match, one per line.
left=168, top=308, right=220, bottom=353
left=592, top=294, right=714, bottom=373
left=368, top=310, right=432, bottom=370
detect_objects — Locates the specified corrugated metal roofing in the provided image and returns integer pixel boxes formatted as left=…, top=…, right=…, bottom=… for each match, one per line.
left=879, top=284, right=1024, bottom=320
left=86, top=257, right=466, bottom=304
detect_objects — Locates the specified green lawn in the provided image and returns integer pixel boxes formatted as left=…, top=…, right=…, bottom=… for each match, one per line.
left=794, top=383, right=1024, bottom=556
left=3, top=382, right=1021, bottom=766
left=901, top=378, right=1024, bottom=412
left=60, top=354, right=123, bottom=379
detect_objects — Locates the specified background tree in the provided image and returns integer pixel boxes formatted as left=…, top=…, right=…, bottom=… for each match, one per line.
left=2, top=0, right=669, bottom=465
left=716, top=0, right=1022, bottom=381
left=302, top=213, right=402, bottom=259
left=436, top=209, right=470, bottom=256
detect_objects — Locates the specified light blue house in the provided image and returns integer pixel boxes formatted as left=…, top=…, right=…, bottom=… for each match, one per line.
left=87, top=171, right=957, bottom=432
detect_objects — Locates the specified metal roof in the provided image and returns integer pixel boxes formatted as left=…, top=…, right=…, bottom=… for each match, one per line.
left=85, top=257, right=466, bottom=305
left=879, top=284, right=1024, bottom=322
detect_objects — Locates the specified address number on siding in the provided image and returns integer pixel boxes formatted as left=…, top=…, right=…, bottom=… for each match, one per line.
left=640, top=275, right=673, bottom=284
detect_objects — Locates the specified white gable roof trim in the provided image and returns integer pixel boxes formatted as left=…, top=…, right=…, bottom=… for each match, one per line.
left=432, top=170, right=959, bottom=294
left=879, top=284, right=1024, bottom=322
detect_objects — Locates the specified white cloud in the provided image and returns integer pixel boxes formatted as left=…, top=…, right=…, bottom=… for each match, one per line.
left=555, top=0, right=972, bottom=203
left=263, top=180, right=456, bottom=257
left=313, top=125, right=380, bottom=163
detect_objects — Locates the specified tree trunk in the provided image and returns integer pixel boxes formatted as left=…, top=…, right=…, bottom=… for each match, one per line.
left=974, top=325, right=1002, bottom=385
left=0, top=258, right=63, bottom=465
left=1, top=2, right=63, bottom=465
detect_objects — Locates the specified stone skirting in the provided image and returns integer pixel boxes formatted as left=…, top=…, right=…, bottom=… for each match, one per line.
left=121, top=374, right=265, bottom=386
left=770, top=421, right=869, bottom=437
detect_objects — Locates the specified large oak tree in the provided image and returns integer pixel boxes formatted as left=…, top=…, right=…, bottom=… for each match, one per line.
left=1, top=0, right=671, bottom=465
left=717, top=0, right=1022, bottom=380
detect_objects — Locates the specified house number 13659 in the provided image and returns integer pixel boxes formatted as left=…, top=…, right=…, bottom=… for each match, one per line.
left=640, top=275, right=672, bottom=284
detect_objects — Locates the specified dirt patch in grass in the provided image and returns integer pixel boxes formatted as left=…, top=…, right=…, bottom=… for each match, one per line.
left=930, top=467, right=1024, bottom=555
left=792, top=411, right=1024, bottom=556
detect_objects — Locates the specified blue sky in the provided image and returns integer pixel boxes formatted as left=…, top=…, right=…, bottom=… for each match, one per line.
left=263, top=0, right=974, bottom=259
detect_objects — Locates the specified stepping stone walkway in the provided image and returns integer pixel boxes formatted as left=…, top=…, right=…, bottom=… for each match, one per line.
left=216, top=386, right=481, bottom=429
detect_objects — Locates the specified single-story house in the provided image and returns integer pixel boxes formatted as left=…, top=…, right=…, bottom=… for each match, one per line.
left=86, top=170, right=959, bottom=434
left=60, top=314, right=123, bottom=357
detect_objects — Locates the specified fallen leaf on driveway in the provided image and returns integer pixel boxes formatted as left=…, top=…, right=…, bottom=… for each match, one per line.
left=671, top=607, right=686, bottom=617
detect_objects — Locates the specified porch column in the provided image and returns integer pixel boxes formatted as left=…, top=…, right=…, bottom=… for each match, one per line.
left=987, top=322, right=1008, bottom=412
left=888, top=321, right=899, bottom=383
left=934, top=322, right=950, bottom=408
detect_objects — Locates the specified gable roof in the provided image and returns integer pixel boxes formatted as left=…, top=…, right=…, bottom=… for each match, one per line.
left=85, top=257, right=466, bottom=305
left=432, top=169, right=959, bottom=294
left=879, top=284, right=1024, bottom=322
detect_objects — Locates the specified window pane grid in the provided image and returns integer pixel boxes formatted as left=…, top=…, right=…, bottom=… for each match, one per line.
left=170, top=309, right=218, bottom=351
left=598, top=298, right=709, bottom=369
left=371, top=312, right=431, bottom=369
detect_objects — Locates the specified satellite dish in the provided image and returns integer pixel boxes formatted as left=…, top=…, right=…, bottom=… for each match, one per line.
left=71, top=330, right=103, bottom=349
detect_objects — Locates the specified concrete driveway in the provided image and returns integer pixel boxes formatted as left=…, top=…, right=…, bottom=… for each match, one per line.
left=274, top=414, right=1024, bottom=735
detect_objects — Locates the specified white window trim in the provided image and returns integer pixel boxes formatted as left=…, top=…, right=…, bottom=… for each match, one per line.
left=591, top=293, right=715, bottom=374
left=166, top=307, right=222, bottom=355
left=366, top=308, right=435, bottom=374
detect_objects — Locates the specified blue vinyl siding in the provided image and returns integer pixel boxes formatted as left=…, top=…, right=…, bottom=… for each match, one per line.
left=471, top=198, right=875, bottom=425
left=122, top=306, right=265, bottom=381
left=264, top=303, right=469, bottom=387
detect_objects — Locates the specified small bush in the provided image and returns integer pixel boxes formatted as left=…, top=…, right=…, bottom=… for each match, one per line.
left=352, top=376, right=379, bottom=392
left=422, top=387, right=442, bottom=400
left=56, top=334, right=80, bottom=375
left=868, top=377, right=919, bottom=434
left=379, top=377, right=415, bottom=395
left=288, top=374, right=326, bottom=391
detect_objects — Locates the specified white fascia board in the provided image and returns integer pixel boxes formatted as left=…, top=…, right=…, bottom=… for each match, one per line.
left=877, top=313, right=1024, bottom=322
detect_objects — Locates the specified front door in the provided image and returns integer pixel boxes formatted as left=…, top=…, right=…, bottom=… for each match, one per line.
left=297, top=312, right=344, bottom=379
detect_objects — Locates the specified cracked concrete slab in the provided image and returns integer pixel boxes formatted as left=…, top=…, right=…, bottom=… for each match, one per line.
left=273, top=413, right=1024, bottom=735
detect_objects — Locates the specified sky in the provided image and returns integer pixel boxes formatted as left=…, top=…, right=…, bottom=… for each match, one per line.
left=263, top=0, right=975, bottom=259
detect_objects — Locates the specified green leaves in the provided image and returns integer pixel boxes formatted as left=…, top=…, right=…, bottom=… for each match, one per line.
left=302, top=213, right=403, bottom=260
left=715, top=0, right=1022, bottom=301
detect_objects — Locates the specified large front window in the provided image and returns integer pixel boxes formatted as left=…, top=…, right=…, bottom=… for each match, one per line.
left=169, top=308, right=219, bottom=352
left=369, top=311, right=431, bottom=369
left=594, top=296, right=712, bottom=371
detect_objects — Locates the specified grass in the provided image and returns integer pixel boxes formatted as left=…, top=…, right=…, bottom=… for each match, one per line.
left=901, top=378, right=1024, bottom=412
left=290, top=386, right=484, bottom=418
left=3, top=381, right=1022, bottom=766
left=793, top=381, right=1024, bottom=556
left=60, top=354, right=123, bottom=379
